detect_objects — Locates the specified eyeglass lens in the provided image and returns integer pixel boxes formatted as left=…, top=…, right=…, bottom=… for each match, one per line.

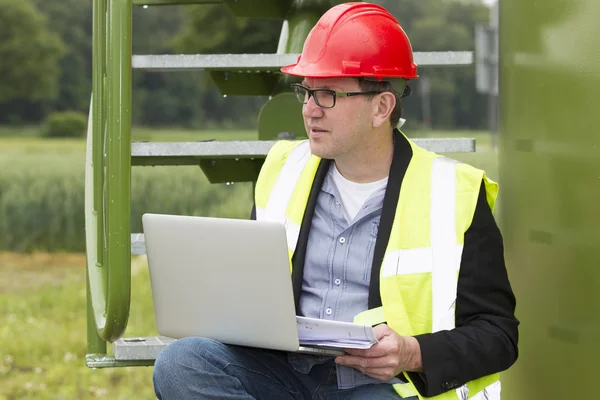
left=293, top=86, right=335, bottom=108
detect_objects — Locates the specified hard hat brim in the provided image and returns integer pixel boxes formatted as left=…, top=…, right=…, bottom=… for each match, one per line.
left=281, top=64, right=419, bottom=80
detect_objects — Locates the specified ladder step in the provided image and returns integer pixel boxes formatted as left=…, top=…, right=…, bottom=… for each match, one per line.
left=114, top=336, right=176, bottom=361
left=134, top=0, right=224, bottom=5
left=131, top=138, right=475, bottom=167
left=132, top=51, right=473, bottom=71
left=131, top=233, right=146, bottom=255
left=132, top=140, right=275, bottom=160
left=131, top=140, right=275, bottom=166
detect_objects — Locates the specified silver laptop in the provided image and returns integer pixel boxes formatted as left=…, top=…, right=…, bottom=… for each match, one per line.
left=142, top=213, right=344, bottom=356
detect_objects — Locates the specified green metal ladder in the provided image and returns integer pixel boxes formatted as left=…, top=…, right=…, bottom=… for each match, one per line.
left=85, top=0, right=477, bottom=368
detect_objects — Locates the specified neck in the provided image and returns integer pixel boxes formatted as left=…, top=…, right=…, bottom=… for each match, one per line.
left=334, top=129, right=395, bottom=183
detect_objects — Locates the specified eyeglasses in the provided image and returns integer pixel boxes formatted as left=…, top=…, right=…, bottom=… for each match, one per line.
left=290, top=83, right=382, bottom=109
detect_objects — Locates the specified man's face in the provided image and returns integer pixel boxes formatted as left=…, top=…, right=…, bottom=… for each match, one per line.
left=300, top=77, right=374, bottom=160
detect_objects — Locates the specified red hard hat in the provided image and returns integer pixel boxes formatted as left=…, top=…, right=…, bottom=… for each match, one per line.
left=281, top=2, right=419, bottom=80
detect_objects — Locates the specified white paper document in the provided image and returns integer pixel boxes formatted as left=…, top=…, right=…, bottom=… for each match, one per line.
left=296, top=316, right=378, bottom=349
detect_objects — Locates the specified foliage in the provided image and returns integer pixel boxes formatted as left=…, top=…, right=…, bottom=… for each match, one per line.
left=31, top=0, right=94, bottom=114
left=166, top=4, right=280, bottom=128
left=378, top=0, right=491, bottom=128
left=42, top=111, right=88, bottom=138
left=0, top=130, right=257, bottom=252
left=0, top=0, right=64, bottom=105
left=0, top=162, right=253, bottom=253
left=1, top=0, right=494, bottom=128
left=172, top=4, right=281, bottom=54
left=131, top=5, right=208, bottom=128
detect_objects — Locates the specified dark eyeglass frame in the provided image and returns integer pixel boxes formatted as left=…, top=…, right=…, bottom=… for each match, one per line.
left=290, top=83, right=382, bottom=109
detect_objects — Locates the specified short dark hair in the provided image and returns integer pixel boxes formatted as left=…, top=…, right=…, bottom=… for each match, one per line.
left=357, top=78, right=403, bottom=128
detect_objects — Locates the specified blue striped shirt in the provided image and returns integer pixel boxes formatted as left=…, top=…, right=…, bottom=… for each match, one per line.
left=287, top=164, right=404, bottom=389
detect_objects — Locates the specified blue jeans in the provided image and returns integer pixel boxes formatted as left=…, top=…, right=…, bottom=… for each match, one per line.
left=153, top=337, right=418, bottom=400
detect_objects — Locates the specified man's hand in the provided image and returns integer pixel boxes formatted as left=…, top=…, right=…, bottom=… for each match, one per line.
left=334, top=324, right=423, bottom=382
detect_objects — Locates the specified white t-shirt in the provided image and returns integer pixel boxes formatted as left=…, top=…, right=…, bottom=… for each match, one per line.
left=331, top=163, right=388, bottom=222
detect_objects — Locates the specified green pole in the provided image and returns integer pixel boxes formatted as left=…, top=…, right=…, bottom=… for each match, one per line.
left=88, top=0, right=108, bottom=353
left=87, top=264, right=106, bottom=354
left=103, top=0, right=133, bottom=342
left=88, top=0, right=132, bottom=344
left=94, top=0, right=106, bottom=269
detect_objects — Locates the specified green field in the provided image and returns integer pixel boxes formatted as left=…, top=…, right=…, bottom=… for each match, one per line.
left=0, top=127, right=498, bottom=399
left=0, top=253, right=159, bottom=399
left=0, top=128, right=258, bottom=252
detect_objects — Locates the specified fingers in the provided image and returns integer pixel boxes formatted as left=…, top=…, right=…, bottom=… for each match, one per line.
left=335, top=354, right=395, bottom=370
left=335, top=329, right=411, bottom=380
left=362, top=367, right=402, bottom=382
left=344, top=346, right=388, bottom=358
left=344, top=334, right=401, bottom=358
left=373, top=324, right=392, bottom=340
left=335, top=356, right=400, bottom=382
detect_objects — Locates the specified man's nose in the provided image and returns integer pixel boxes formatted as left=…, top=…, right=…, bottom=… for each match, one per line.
left=302, top=94, right=324, bottom=118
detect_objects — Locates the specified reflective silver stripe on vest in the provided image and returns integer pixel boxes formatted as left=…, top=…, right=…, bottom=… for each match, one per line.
left=462, top=381, right=501, bottom=400
left=283, top=218, right=301, bottom=252
left=380, top=156, right=463, bottom=331
left=431, top=157, right=461, bottom=333
left=382, top=247, right=433, bottom=276
left=255, top=209, right=301, bottom=252
left=255, top=141, right=311, bottom=252
left=381, top=246, right=463, bottom=277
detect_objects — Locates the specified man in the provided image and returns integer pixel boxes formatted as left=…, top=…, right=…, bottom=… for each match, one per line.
left=152, top=3, right=519, bottom=399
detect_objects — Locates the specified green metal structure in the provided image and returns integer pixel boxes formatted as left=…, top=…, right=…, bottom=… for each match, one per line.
left=498, top=0, right=600, bottom=398
left=85, top=0, right=477, bottom=369
left=85, top=0, right=345, bottom=368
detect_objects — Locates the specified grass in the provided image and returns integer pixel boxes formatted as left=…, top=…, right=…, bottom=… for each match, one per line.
left=0, top=127, right=259, bottom=252
left=0, top=126, right=499, bottom=399
left=0, top=253, right=159, bottom=399
left=0, top=161, right=255, bottom=252
left=0, top=126, right=41, bottom=138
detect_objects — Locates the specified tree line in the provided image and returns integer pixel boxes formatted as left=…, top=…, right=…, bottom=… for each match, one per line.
left=0, top=0, right=492, bottom=130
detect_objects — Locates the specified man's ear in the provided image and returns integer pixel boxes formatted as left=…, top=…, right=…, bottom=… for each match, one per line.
left=372, top=92, right=396, bottom=128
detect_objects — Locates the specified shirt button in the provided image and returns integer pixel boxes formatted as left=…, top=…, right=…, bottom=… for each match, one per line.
left=325, top=308, right=332, bottom=315
left=334, top=279, right=341, bottom=285
left=339, top=237, right=346, bottom=244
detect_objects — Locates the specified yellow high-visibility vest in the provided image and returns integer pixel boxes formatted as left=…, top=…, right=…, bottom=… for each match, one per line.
left=254, top=134, right=501, bottom=399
